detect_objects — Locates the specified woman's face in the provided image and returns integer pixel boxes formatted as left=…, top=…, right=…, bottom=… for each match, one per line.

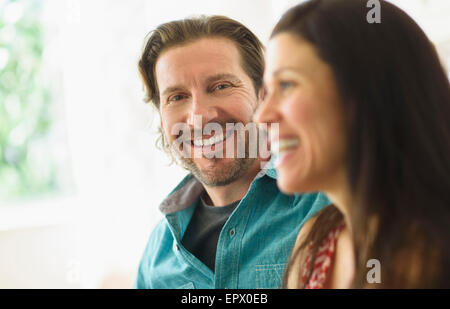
left=255, top=33, right=347, bottom=194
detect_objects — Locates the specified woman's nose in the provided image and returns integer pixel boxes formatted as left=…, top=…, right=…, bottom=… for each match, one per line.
left=254, top=92, right=280, bottom=124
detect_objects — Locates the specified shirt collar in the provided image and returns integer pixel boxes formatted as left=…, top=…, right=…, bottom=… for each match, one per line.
left=159, top=164, right=278, bottom=215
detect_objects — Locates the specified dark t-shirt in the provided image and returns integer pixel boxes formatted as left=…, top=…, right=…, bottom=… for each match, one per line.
left=181, top=195, right=240, bottom=271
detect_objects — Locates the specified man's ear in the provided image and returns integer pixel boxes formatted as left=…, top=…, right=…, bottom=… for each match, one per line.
left=160, top=118, right=166, bottom=141
left=258, top=86, right=266, bottom=103
left=159, top=118, right=169, bottom=149
left=253, top=87, right=266, bottom=121
left=253, top=86, right=266, bottom=111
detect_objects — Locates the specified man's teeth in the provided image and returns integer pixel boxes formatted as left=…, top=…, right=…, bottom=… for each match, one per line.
left=271, top=138, right=299, bottom=153
left=193, top=133, right=225, bottom=147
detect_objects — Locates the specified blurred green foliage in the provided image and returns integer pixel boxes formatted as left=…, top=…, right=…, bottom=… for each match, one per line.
left=0, top=0, right=58, bottom=203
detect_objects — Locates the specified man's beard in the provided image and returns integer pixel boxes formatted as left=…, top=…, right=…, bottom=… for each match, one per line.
left=168, top=127, right=258, bottom=187
left=178, top=156, right=256, bottom=187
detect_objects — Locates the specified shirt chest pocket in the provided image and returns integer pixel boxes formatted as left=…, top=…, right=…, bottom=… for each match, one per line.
left=255, top=263, right=286, bottom=289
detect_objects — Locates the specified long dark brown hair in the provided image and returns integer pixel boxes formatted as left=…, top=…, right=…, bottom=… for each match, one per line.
left=276, top=0, right=450, bottom=288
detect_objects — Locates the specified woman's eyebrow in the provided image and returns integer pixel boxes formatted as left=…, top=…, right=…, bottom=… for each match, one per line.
left=272, top=66, right=304, bottom=76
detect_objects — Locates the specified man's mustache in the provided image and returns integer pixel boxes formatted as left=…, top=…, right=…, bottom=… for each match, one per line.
left=172, top=119, right=243, bottom=141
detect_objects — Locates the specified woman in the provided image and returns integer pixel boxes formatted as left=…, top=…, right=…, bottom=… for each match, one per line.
left=255, top=0, right=450, bottom=288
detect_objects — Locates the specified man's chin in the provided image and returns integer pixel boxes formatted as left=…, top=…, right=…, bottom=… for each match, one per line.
left=182, top=157, right=256, bottom=187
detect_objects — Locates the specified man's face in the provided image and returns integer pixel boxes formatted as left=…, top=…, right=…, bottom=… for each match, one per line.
left=155, top=37, right=261, bottom=186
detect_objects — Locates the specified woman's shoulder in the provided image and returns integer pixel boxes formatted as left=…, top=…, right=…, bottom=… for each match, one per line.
left=288, top=206, right=348, bottom=289
left=328, top=224, right=354, bottom=288
left=296, top=204, right=339, bottom=244
left=286, top=216, right=319, bottom=288
left=297, top=216, right=318, bottom=245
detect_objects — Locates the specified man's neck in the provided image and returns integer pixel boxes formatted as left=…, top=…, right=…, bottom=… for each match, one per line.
left=201, top=160, right=263, bottom=206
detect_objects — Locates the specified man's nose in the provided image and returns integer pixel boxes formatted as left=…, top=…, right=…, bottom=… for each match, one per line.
left=186, top=93, right=219, bottom=128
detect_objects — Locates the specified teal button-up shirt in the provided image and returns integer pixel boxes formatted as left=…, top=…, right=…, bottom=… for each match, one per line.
left=135, top=168, right=330, bottom=289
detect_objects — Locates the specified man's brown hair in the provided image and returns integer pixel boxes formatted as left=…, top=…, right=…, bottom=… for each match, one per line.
left=138, top=15, right=265, bottom=109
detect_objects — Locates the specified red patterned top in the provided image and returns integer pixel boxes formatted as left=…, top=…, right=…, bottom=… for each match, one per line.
left=301, top=222, right=345, bottom=289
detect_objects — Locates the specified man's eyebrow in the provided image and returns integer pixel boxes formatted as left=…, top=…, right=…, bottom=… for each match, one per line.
left=205, top=73, right=242, bottom=84
left=161, top=85, right=186, bottom=97
left=161, top=73, right=242, bottom=97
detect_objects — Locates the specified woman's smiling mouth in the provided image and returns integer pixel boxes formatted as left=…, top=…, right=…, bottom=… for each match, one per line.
left=271, top=137, right=300, bottom=167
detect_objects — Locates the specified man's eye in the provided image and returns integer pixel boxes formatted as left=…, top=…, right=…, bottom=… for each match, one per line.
left=168, top=94, right=186, bottom=102
left=214, top=83, right=231, bottom=91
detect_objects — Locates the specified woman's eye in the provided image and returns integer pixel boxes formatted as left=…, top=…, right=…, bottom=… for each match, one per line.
left=279, top=81, right=294, bottom=90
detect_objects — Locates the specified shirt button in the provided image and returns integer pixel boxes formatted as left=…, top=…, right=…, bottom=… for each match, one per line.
left=229, top=228, right=235, bottom=238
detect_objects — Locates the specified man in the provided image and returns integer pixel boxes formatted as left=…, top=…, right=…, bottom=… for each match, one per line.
left=134, top=15, right=329, bottom=289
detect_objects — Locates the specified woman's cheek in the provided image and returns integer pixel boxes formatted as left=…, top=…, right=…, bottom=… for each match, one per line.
left=283, top=95, right=315, bottom=128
